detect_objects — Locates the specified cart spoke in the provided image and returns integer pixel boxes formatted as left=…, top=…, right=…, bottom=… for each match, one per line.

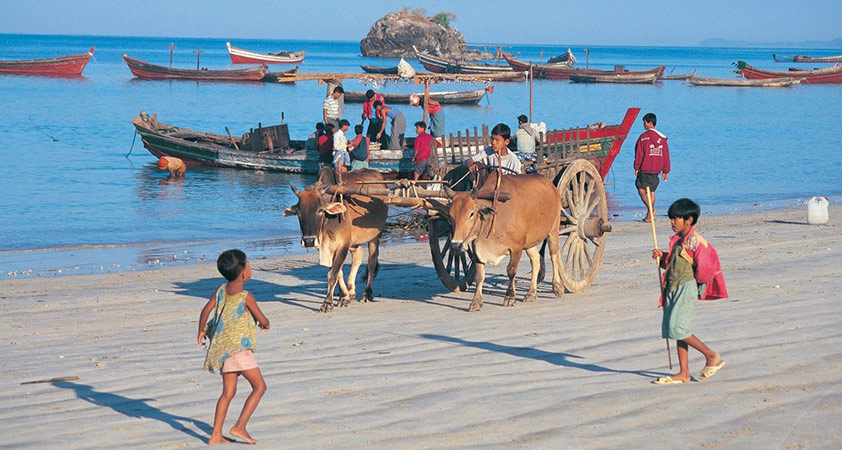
left=578, top=241, right=587, bottom=280
left=583, top=240, right=594, bottom=267
left=445, top=246, right=454, bottom=272
left=560, top=225, right=578, bottom=235
left=585, top=195, right=601, bottom=217
left=561, top=206, right=577, bottom=225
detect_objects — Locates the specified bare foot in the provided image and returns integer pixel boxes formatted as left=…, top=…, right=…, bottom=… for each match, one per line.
left=208, top=434, right=233, bottom=445
left=706, top=351, right=721, bottom=367
left=229, top=427, right=257, bottom=445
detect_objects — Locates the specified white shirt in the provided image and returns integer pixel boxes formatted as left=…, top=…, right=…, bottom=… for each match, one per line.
left=333, top=129, right=348, bottom=152
left=470, top=146, right=522, bottom=174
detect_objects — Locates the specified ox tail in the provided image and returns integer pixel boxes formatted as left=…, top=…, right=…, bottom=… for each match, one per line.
left=537, top=239, right=547, bottom=282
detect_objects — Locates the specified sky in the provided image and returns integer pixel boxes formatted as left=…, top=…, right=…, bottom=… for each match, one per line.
left=1, top=0, right=840, bottom=47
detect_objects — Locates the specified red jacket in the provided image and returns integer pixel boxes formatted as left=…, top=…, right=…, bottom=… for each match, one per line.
left=362, top=93, right=385, bottom=120
left=658, top=226, right=728, bottom=307
left=634, top=129, right=670, bottom=175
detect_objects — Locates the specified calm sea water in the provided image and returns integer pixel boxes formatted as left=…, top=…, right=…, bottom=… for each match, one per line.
left=2, top=34, right=841, bottom=277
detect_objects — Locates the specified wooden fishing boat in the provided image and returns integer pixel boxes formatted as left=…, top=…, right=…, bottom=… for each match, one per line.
left=569, top=72, right=658, bottom=84
left=414, top=46, right=515, bottom=74
left=546, top=49, right=576, bottom=65
left=261, top=67, right=300, bottom=83
left=131, top=111, right=416, bottom=174
left=123, top=54, right=267, bottom=81
left=503, top=53, right=665, bottom=80
left=735, top=61, right=842, bottom=84
left=773, top=53, right=842, bottom=63
left=0, top=47, right=94, bottom=76
left=343, top=86, right=492, bottom=105
left=226, top=42, right=305, bottom=64
left=659, top=69, right=697, bottom=80
left=686, top=76, right=801, bottom=87
left=361, top=64, right=399, bottom=74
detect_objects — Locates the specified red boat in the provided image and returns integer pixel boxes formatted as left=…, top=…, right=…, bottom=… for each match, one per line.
left=503, top=53, right=664, bottom=80
left=736, top=61, right=842, bottom=84
left=0, top=47, right=94, bottom=76
left=123, top=54, right=267, bottom=81
left=226, top=42, right=305, bottom=65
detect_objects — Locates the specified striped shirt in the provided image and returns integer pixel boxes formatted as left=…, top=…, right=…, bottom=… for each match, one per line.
left=323, top=96, right=340, bottom=120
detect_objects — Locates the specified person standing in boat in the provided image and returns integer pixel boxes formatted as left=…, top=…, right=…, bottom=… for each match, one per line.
left=323, top=86, right=344, bottom=129
left=409, top=94, right=445, bottom=138
left=374, top=101, right=406, bottom=150
left=361, top=89, right=385, bottom=145
left=634, top=112, right=670, bottom=223
left=348, top=124, right=370, bottom=170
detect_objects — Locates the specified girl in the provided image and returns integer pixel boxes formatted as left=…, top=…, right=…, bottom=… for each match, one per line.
left=197, top=249, right=270, bottom=444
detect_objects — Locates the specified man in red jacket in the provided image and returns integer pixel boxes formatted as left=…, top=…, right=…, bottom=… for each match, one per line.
left=634, top=113, right=670, bottom=223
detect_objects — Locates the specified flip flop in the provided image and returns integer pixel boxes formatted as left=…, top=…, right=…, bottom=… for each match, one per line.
left=700, top=359, right=725, bottom=381
left=653, top=376, right=688, bottom=385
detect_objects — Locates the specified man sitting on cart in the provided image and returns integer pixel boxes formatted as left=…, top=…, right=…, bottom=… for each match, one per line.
left=465, top=123, right=522, bottom=188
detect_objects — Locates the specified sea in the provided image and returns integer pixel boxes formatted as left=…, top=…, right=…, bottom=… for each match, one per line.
left=2, top=34, right=841, bottom=278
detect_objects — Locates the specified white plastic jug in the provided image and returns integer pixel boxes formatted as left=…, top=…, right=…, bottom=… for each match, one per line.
left=807, top=196, right=829, bottom=225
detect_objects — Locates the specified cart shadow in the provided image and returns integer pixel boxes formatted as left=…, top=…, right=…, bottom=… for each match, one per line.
left=51, top=381, right=212, bottom=443
left=765, top=219, right=809, bottom=225
left=418, top=334, right=663, bottom=378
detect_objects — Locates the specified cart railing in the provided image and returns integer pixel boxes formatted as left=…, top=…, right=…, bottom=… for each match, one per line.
left=430, top=123, right=617, bottom=179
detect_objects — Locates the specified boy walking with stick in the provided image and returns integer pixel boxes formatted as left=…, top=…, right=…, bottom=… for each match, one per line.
left=649, top=197, right=728, bottom=385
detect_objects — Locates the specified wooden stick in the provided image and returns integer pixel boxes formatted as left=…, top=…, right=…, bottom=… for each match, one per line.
left=21, top=376, right=80, bottom=385
left=646, top=186, right=672, bottom=370
left=224, top=127, right=240, bottom=151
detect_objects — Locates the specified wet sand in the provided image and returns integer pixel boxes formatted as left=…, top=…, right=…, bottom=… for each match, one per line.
left=1, top=205, right=841, bottom=448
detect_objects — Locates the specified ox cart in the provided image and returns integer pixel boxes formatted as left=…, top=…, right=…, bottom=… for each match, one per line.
left=324, top=107, right=640, bottom=295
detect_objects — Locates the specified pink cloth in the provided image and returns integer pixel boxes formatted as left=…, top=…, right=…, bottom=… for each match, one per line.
left=221, top=350, right=258, bottom=373
left=414, top=131, right=434, bottom=162
left=659, top=226, right=728, bottom=307
left=362, top=93, right=385, bottom=119
left=634, top=129, right=670, bottom=175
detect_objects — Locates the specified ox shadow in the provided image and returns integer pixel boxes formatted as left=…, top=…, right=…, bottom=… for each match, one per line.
left=52, top=381, right=212, bottom=443
left=764, top=219, right=809, bottom=226
left=170, top=277, right=324, bottom=311
left=418, top=334, right=662, bottom=378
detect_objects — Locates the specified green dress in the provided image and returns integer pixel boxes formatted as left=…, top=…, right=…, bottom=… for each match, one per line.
left=662, top=243, right=699, bottom=340
left=203, top=287, right=257, bottom=373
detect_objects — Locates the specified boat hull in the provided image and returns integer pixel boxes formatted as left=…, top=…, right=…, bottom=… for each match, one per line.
left=773, top=53, right=842, bottom=63
left=343, top=87, right=490, bottom=105
left=123, top=54, right=267, bottom=81
left=569, top=73, right=658, bottom=84
left=360, top=65, right=399, bottom=74
left=686, top=76, right=801, bottom=87
left=504, top=54, right=664, bottom=80
left=414, top=46, right=514, bottom=74
left=0, top=47, right=94, bottom=76
left=736, top=61, right=842, bottom=84
left=226, top=42, right=305, bottom=64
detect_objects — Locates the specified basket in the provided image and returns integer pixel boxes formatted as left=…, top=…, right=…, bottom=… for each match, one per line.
left=368, top=142, right=382, bottom=151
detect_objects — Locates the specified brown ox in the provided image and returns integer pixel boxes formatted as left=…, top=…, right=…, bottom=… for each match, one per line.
left=284, top=167, right=388, bottom=312
left=448, top=172, right=564, bottom=311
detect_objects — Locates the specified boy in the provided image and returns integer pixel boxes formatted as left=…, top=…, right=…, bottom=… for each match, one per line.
left=323, top=86, right=344, bottom=129
left=333, top=119, right=352, bottom=175
left=348, top=124, right=370, bottom=170
left=361, top=89, right=385, bottom=143
left=412, top=121, right=434, bottom=180
left=513, top=114, right=538, bottom=153
left=652, top=198, right=728, bottom=385
left=634, top=112, right=670, bottom=223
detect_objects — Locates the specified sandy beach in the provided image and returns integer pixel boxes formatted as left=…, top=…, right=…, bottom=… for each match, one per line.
left=2, top=204, right=841, bottom=449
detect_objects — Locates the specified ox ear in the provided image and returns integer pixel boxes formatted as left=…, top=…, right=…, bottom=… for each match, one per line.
left=470, top=188, right=478, bottom=199
left=283, top=205, right=299, bottom=217
left=321, top=202, right=347, bottom=216
left=479, top=206, right=496, bottom=218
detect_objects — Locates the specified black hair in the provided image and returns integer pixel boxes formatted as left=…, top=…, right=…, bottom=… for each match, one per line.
left=373, top=100, right=383, bottom=108
left=339, top=119, right=350, bottom=127
left=517, top=114, right=528, bottom=124
left=217, top=249, right=247, bottom=281
left=667, top=198, right=700, bottom=225
left=354, top=124, right=364, bottom=134
left=491, top=123, right=511, bottom=141
left=332, top=86, right=344, bottom=94
left=414, top=121, right=427, bottom=130
left=325, top=123, right=335, bottom=131
left=365, top=89, right=375, bottom=99
left=315, top=122, right=324, bottom=131
left=643, top=112, right=657, bottom=126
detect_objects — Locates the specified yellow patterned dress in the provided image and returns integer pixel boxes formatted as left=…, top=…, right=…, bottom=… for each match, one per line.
left=203, top=287, right=257, bottom=373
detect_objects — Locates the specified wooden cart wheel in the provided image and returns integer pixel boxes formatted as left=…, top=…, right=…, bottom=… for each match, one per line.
left=427, top=217, right=476, bottom=291
left=556, top=159, right=608, bottom=292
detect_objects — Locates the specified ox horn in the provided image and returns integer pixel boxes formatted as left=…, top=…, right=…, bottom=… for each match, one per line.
left=289, top=183, right=300, bottom=195
left=442, top=185, right=456, bottom=198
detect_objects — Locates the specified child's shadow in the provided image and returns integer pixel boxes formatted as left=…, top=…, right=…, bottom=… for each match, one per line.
left=52, top=381, right=212, bottom=443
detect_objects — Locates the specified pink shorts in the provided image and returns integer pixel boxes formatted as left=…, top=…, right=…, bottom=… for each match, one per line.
left=221, top=350, right=258, bottom=373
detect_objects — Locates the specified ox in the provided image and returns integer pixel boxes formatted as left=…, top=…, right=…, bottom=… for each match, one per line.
left=284, top=167, right=388, bottom=312
left=448, top=171, right=564, bottom=312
